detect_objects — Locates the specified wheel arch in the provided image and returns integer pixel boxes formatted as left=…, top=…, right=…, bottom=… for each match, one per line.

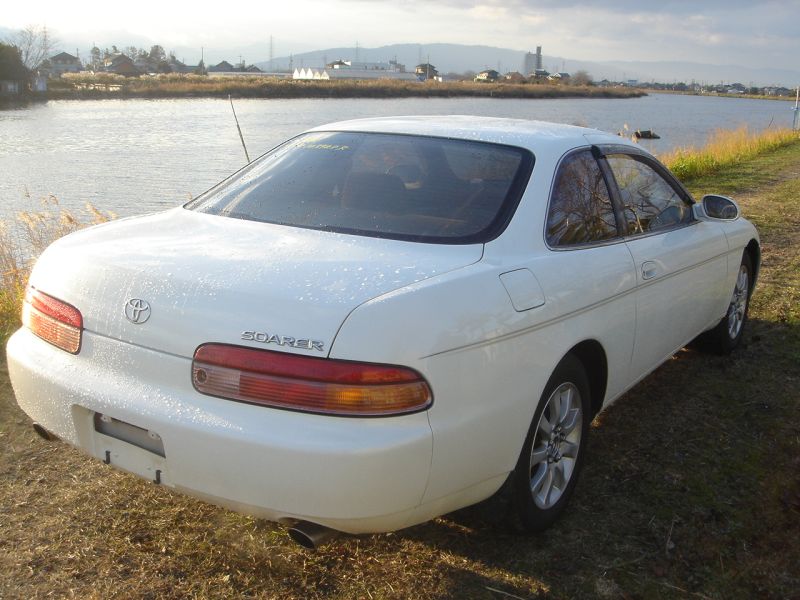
left=566, top=340, right=608, bottom=418
left=745, top=239, right=760, bottom=294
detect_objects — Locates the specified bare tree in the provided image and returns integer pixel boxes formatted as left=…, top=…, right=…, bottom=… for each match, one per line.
left=7, top=25, right=58, bottom=70
left=571, top=70, right=594, bottom=86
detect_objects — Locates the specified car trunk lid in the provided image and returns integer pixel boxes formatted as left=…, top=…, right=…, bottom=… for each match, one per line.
left=29, top=209, right=483, bottom=359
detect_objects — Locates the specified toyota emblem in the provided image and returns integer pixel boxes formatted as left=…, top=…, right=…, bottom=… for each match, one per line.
left=124, top=298, right=151, bottom=324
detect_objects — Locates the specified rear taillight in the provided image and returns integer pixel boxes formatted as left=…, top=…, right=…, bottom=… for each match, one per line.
left=22, top=287, right=83, bottom=354
left=192, top=344, right=433, bottom=416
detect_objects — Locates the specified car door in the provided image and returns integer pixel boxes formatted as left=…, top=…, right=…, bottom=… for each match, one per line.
left=536, top=147, right=637, bottom=401
left=600, top=148, right=729, bottom=379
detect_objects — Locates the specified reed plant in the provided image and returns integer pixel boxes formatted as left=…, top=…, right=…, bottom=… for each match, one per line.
left=0, top=194, right=113, bottom=341
left=56, top=72, right=643, bottom=100
left=660, top=126, right=799, bottom=181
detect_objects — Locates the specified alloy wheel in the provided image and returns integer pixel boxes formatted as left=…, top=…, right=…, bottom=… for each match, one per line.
left=727, top=264, right=749, bottom=339
left=529, top=382, right=583, bottom=509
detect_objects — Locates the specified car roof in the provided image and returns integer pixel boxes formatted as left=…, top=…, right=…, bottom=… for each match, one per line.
left=307, top=115, right=636, bottom=156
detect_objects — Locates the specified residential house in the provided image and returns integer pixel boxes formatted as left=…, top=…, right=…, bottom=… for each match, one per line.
left=207, top=60, right=265, bottom=77
left=548, top=72, right=571, bottom=82
left=49, top=51, right=82, bottom=77
left=134, top=55, right=157, bottom=73
left=415, top=63, right=438, bottom=80
left=209, top=60, right=235, bottom=72
left=504, top=71, right=526, bottom=83
left=475, top=69, right=500, bottom=82
left=105, top=54, right=139, bottom=77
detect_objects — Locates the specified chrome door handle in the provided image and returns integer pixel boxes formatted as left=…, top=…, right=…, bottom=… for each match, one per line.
left=641, top=261, right=658, bottom=280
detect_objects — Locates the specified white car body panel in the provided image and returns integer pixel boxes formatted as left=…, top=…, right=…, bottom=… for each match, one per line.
left=625, top=220, right=730, bottom=376
left=6, top=115, right=761, bottom=534
left=31, top=208, right=482, bottom=359
left=8, top=328, right=435, bottom=532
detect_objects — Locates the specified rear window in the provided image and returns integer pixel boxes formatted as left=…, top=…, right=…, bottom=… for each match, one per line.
left=186, top=131, right=533, bottom=243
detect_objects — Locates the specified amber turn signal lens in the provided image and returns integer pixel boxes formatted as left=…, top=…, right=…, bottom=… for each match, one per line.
left=192, top=344, right=433, bottom=416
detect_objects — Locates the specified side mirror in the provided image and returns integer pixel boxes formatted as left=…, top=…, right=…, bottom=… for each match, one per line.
left=695, top=195, right=740, bottom=220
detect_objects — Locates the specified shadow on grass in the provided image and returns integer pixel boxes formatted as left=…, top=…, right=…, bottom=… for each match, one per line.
left=2, top=318, right=797, bottom=599
left=387, top=318, right=800, bottom=598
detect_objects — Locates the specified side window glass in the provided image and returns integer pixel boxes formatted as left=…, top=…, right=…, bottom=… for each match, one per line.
left=546, top=150, right=618, bottom=247
left=606, top=155, right=692, bottom=234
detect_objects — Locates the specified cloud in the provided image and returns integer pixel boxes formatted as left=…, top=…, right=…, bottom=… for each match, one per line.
left=4, top=0, right=799, bottom=72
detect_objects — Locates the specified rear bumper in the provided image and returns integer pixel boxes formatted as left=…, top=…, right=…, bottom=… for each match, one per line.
left=6, top=328, right=434, bottom=534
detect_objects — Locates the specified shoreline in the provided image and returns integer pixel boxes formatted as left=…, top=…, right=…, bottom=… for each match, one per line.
left=4, top=76, right=646, bottom=103
left=641, top=88, right=797, bottom=102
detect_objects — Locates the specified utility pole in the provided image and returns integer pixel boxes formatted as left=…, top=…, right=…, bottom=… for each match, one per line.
left=269, top=35, right=274, bottom=72
left=793, top=86, right=799, bottom=130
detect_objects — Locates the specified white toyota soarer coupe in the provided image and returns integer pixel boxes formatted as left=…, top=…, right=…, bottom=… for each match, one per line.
left=7, top=116, right=759, bottom=547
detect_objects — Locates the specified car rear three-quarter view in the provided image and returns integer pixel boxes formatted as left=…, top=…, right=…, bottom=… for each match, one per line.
left=6, top=116, right=759, bottom=547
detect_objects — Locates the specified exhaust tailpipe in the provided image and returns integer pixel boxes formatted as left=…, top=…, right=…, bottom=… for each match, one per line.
left=287, top=520, right=340, bottom=549
left=32, top=423, right=60, bottom=442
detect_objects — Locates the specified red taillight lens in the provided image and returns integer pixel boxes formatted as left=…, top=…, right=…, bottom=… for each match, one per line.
left=22, top=287, right=83, bottom=354
left=192, top=344, right=433, bottom=416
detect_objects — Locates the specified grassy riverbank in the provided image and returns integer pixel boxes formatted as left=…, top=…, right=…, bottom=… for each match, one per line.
left=38, top=73, right=646, bottom=100
left=642, top=88, right=799, bottom=103
left=660, top=126, right=799, bottom=180
left=2, top=133, right=799, bottom=598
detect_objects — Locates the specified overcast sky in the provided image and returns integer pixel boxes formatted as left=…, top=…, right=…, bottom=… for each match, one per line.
left=4, top=0, right=799, bottom=70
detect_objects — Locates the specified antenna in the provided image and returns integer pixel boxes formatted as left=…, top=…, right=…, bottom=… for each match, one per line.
left=229, top=95, right=251, bottom=164
left=355, top=41, right=360, bottom=62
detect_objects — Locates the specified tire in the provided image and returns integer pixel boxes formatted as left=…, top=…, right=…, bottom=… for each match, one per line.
left=697, top=252, right=753, bottom=355
left=511, top=354, right=591, bottom=532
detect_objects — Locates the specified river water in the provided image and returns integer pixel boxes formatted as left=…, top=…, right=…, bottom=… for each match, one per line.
left=0, top=93, right=794, bottom=221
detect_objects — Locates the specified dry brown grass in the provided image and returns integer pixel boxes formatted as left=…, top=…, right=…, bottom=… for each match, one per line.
left=659, top=126, right=799, bottom=181
left=54, top=72, right=644, bottom=100
left=0, top=193, right=113, bottom=340
left=1, top=141, right=799, bottom=599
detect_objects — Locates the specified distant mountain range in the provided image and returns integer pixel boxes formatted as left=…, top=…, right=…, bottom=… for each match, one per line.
left=256, top=43, right=800, bottom=88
